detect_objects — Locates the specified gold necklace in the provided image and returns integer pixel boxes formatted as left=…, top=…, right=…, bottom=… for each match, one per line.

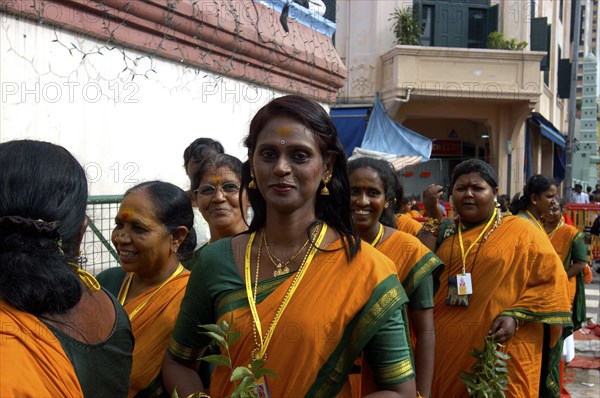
left=263, top=223, right=317, bottom=277
left=245, top=223, right=327, bottom=361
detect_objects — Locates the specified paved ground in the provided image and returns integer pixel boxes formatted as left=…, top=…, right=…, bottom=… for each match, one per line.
left=565, top=269, right=600, bottom=398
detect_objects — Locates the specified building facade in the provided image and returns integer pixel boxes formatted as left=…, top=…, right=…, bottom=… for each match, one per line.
left=335, top=0, right=573, bottom=198
left=0, top=0, right=344, bottom=194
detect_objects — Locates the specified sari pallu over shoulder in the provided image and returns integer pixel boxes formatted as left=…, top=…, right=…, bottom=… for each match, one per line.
left=0, top=300, right=83, bottom=397
left=377, top=230, right=443, bottom=297
left=169, top=236, right=414, bottom=397
left=432, top=216, right=571, bottom=398
left=98, top=267, right=190, bottom=398
left=549, top=224, right=588, bottom=332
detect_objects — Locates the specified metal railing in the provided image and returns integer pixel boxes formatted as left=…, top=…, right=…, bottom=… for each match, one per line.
left=81, top=195, right=122, bottom=275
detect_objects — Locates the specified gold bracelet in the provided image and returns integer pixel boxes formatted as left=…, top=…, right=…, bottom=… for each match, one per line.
left=514, top=318, right=524, bottom=331
left=421, top=217, right=441, bottom=237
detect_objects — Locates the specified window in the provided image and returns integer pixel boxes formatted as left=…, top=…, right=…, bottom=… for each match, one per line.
left=415, top=0, right=497, bottom=48
left=468, top=8, right=487, bottom=48
left=420, top=5, right=435, bottom=46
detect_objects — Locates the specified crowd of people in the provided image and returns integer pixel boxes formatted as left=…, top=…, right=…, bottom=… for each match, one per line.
left=0, top=94, right=594, bottom=398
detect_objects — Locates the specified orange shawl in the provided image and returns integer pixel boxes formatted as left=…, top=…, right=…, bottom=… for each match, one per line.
left=396, top=214, right=422, bottom=236
left=125, top=272, right=189, bottom=397
left=209, top=241, right=407, bottom=397
left=378, top=230, right=441, bottom=295
left=0, top=300, right=83, bottom=397
left=432, top=216, right=571, bottom=398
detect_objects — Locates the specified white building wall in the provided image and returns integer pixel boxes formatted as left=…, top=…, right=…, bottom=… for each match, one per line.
left=0, top=15, right=282, bottom=195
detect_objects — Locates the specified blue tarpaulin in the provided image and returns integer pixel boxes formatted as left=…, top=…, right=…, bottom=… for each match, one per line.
left=330, top=107, right=369, bottom=157
left=360, top=95, right=432, bottom=161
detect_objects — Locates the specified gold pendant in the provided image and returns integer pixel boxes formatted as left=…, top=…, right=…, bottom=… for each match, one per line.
left=273, top=265, right=290, bottom=277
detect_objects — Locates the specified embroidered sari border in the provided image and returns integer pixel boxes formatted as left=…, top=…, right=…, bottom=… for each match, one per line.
left=500, top=308, right=572, bottom=326
left=371, top=357, right=414, bottom=385
left=166, top=337, right=206, bottom=362
left=215, top=275, right=289, bottom=319
left=306, top=275, right=408, bottom=397
left=402, top=253, right=443, bottom=296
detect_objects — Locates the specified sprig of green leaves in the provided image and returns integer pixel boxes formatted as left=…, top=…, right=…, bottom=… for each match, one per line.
left=460, top=337, right=511, bottom=398
left=172, top=316, right=277, bottom=398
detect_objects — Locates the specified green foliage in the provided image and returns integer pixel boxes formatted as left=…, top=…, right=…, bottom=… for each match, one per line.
left=460, top=337, right=511, bottom=397
left=389, top=7, right=421, bottom=45
left=487, top=32, right=528, bottom=51
left=172, top=317, right=278, bottom=398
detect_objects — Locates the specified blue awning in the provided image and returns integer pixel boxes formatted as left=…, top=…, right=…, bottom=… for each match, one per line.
left=530, top=113, right=566, bottom=148
left=330, top=107, right=370, bottom=157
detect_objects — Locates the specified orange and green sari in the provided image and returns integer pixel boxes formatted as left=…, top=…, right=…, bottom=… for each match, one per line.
left=548, top=223, right=587, bottom=332
left=353, top=230, right=443, bottom=396
left=432, top=216, right=571, bottom=398
left=379, top=230, right=443, bottom=298
left=0, top=300, right=83, bottom=397
left=98, top=267, right=190, bottom=398
left=395, top=214, right=423, bottom=237
left=169, top=235, right=414, bottom=397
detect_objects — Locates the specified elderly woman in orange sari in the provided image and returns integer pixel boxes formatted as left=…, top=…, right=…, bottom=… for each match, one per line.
left=419, top=159, right=571, bottom=398
left=98, top=181, right=196, bottom=397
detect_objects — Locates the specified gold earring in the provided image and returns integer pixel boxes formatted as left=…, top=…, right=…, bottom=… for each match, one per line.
left=384, top=202, right=389, bottom=208
left=320, top=175, right=331, bottom=196
left=248, top=170, right=257, bottom=189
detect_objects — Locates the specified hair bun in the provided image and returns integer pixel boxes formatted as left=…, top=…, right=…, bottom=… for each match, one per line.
left=0, top=215, right=60, bottom=240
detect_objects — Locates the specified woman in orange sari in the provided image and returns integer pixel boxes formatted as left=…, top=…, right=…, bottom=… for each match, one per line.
left=419, top=160, right=571, bottom=398
left=1, top=140, right=133, bottom=397
left=545, top=197, right=588, bottom=397
left=98, top=181, right=196, bottom=397
left=349, top=157, right=444, bottom=398
left=394, top=195, right=423, bottom=236
left=163, top=95, right=416, bottom=397
left=544, top=198, right=588, bottom=329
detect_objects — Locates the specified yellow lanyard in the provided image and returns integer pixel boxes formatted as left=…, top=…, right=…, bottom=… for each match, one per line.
left=525, top=210, right=544, bottom=231
left=369, top=223, right=384, bottom=247
left=244, top=224, right=327, bottom=360
left=68, top=262, right=101, bottom=292
left=118, top=263, right=184, bottom=321
left=548, top=221, right=564, bottom=239
left=458, top=209, right=496, bottom=274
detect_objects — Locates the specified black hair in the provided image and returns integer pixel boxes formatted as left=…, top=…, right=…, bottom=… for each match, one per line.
left=450, top=159, right=498, bottom=191
left=124, top=181, right=196, bottom=260
left=509, top=174, right=556, bottom=214
left=347, top=157, right=398, bottom=228
left=183, top=138, right=225, bottom=169
left=241, top=95, right=360, bottom=260
left=0, top=140, right=87, bottom=315
left=496, top=195, right=507, bottom=212
left=191, top=154, right=243, bottom=192
left=392, top=173, right=405, bottom=214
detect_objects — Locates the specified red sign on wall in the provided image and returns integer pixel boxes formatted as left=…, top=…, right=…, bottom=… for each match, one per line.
left=432, top=140, right=462, bottom=157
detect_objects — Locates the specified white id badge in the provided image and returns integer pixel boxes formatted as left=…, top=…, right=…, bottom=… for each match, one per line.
left=456, top=273, right=473, bottom=295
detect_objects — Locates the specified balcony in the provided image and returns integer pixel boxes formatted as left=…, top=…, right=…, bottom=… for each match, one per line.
left=380, top=45, right=545, bottom=106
